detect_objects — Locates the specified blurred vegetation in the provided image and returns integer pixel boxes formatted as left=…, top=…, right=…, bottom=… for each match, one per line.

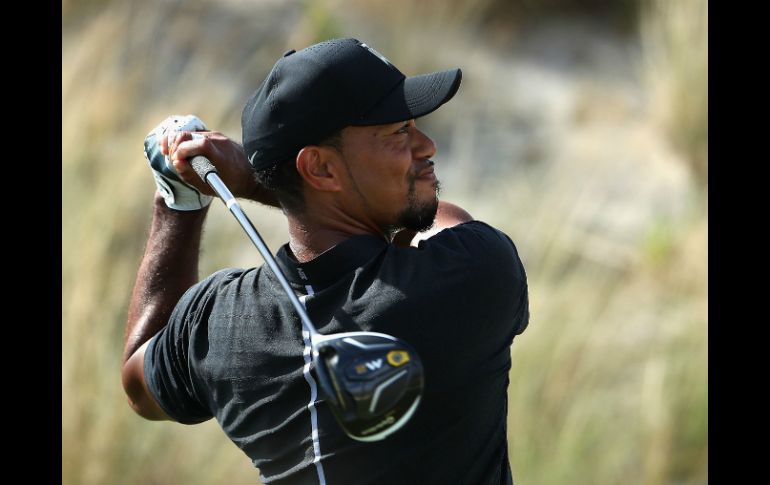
left=642, top=0, right=708, bottom=186
left=63, top=0, right=707, bottom=484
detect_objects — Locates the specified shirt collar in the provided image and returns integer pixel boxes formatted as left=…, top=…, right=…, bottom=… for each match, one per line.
left=276, top=234, right=388, bottom=290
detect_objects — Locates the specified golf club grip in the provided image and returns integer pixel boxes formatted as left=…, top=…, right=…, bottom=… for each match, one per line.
left=190, top=155, right=217, bottom=181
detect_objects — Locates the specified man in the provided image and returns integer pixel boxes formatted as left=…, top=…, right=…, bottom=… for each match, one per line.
left=122, top=38, right=529, bottom=484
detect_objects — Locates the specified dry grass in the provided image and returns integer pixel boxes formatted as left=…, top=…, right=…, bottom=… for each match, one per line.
left=63, top=1, right=707, bottom=483
left=641, top=0, right=708, bottom=185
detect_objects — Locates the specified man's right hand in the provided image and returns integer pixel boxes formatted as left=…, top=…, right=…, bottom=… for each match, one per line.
left=163, top=126, right=280, bottom=208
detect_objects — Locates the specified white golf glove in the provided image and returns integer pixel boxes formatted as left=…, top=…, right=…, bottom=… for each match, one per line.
left=143, top=114, right=213, bottom=211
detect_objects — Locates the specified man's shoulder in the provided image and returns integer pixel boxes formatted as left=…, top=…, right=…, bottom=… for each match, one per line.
left=198, top=267, right=259, bottom=290
left=395, top=220, right=527, bottom=291
left=204, top=267, right=249, bottom=283
left=452, top=219, right=512, bottom=238
left=176, top=267, right=258, bottom=309
left=445, top=219, right=511, bottom=238
left=418, top=220, right=520, bottom=258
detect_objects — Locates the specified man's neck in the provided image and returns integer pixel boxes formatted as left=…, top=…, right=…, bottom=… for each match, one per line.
left=286, top=212, right=389, bottom=263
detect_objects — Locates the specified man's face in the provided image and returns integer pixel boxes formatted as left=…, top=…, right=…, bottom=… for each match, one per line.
left=334, top=120, right=439, bottom=235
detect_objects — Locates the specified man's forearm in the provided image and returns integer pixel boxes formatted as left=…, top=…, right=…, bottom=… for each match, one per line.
left=123, top=194, right=209, bottom=363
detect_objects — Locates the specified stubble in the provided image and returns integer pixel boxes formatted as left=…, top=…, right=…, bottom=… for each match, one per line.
left=395, top=176, right=441, bottom=233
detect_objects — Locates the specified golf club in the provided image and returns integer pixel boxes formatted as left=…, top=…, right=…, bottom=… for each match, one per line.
left=189, top=154, right=424, bottom=442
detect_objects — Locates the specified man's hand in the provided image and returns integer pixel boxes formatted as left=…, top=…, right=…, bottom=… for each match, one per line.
left=144, top=115, right=214, bottom=211
left=163, top=126, right=281, bottom=208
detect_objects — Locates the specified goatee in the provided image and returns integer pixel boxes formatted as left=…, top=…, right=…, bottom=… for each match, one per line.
left=396, top=179, right=441, bottom=233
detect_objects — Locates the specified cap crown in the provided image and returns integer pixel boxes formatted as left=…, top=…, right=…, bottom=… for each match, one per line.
left=242, top=38, right=405, bottom=169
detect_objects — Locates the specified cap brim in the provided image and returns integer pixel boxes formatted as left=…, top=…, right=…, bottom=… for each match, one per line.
left=353, top=68, right=462, bottom=126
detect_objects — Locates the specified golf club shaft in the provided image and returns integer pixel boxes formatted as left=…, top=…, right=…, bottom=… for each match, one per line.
left=190, top=155, right=319, bottom=338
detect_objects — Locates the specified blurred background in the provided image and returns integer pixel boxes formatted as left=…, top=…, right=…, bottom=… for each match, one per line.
left=62, top=0, right=707, bottom=483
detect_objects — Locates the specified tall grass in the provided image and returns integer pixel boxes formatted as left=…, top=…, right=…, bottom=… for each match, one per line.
left=63, top=1, right=706, bottom=483
left=641, top=0, right=708, bottom=186
left=504, top=203, right=707, bottom=483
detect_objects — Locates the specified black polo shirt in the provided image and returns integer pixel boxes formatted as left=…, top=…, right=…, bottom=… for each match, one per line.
left=144, top=220, right=529, bottom=485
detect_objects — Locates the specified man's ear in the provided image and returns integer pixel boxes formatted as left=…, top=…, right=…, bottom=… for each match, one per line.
left=296, top=146, right=343, bottom=192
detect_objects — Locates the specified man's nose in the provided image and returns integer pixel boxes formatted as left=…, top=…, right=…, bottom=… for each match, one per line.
left=412, top=127, right=437, bottom=160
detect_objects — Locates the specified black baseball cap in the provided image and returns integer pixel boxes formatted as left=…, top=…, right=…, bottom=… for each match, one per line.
left=242, top=38, right=462, bottom=171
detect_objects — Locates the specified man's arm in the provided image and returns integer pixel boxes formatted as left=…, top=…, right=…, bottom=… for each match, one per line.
left=392, top=200, right=473, bottom=247
left=121, top=195, right=209, bottom=420
left=124, top=118, right=279, bottom=419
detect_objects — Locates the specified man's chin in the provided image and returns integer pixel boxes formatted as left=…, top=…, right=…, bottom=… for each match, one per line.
left=399, top=197, right=439, bottom=233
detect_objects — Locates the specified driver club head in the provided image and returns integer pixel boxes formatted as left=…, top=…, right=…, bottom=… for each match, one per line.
left=311, top=332, right=424, bottom=442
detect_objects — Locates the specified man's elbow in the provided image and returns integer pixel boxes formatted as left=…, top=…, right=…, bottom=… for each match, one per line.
left=121, top=356, right=171, bottom=421
left=126, top=400, right=169, bottom=421
left=123, top=392, right=153, bottom=420
left=436, top=201, right=473, bottom=226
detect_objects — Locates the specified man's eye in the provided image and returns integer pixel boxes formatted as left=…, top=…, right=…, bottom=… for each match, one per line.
left=396, top=123, right=410, bottom=134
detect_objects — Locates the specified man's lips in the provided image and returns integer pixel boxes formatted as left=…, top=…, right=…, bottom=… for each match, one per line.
left=416, top=165, right=436, bottom=181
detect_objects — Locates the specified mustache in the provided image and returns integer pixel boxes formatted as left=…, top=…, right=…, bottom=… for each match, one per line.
left=410, top=159, right=435, bottom=178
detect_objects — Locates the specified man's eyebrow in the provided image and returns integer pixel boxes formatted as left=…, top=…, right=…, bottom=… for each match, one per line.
left=393, top=120, right=410, bottom=130
left=375, top=121, right=405, bottom=133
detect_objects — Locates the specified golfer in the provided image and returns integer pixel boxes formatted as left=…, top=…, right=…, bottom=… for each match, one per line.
left=122, top=38, right=529, bottom=484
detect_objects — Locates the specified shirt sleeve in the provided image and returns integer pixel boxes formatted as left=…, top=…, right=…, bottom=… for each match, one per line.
left=143, top=269, right=240, bottom=424
left=419, top=220, right=530, bottom=335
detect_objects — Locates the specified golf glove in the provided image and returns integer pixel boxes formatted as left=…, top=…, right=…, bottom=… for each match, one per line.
left=143, top=114, right=213, bottom=211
